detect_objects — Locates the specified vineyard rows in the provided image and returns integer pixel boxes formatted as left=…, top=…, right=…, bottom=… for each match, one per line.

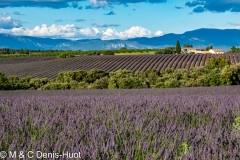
left=0, top=54, right=240, bottom=79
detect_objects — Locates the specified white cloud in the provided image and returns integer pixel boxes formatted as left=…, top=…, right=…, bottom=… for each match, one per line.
left=102, top=26, right=163, bottom=40
left=79, top=27, right=101, bottom=38
left=3, top=24, right=80, bottom=38
left=89, top=0, right=108, bottom=8
left=155, top=30, right=163, bottom=36
left=0, top=24, right=163, bottom=40
left=0, top=16, right=22, bottom=29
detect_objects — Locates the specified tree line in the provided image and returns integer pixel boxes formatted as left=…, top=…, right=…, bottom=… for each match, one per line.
left=0, top=44, right=240, bottom=59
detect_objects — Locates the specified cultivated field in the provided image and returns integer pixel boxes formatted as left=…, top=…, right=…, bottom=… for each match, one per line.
left=1, top=86, right=240, bottom=159
left=0, top=85, right=240, bottom=97
left=0, top=54, right=240, bottom=79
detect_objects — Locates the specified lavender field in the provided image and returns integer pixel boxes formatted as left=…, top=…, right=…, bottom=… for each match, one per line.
left=1, top=87, right=240, bottom=159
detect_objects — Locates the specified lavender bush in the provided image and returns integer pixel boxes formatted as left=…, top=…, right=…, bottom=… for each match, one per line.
left=1, top=94, right=240, bottom=159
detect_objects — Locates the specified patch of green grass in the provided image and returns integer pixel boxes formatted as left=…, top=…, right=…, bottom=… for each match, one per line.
left=114, top=51, right=155, bottom=56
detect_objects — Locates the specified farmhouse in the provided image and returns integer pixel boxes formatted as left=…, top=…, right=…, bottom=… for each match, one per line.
left=209, top=49, right=224, bottom=54
left=181, top=47, right=224, bottom=54
left=181, top=47, right=201, bottom=54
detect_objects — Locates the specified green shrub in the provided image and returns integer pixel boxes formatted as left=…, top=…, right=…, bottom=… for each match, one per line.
left=145, top=69, right=160, bottom=87
left=0, top=72, right=6, bottom=83
left=164, top=68, right=174, bottom=74
left=88, top=77, right=109, bottom=89
left=118, top=77, right=148, bottom=89
left=10, top=76, right=32, bottom=89
left=56, top=71, right=75, bottom=83
left=119, top=47, right=127, bottom=52
left=134, top=71, right=147, bottom=79
left=205, top=69, right=221, bottom=86
left=7, top=76, right=19, bottom=85
left=108, top=78, right=118, bottom=89
left=189, top=67, right=205, bottom=79
left=73, top=70, right=87, bottom=82
left=70, top=81, right=88, bottom=89
left=56, top=70, right=88, bottom=83
left=108, top=70, right=131, bottom=89
left=194, top=76, right=208, bottom=87
left=205, top=56, right=230, bottom=69
left=7, top=76, right=20, bottom=89
left=57, top=52, right=74, bottom=58
left=109, top=70, right=134, bottom=79
left=83, top=69, right=108, bottom=83
left=102, top=50, right=114, bottom=55
left=117, top=78, right=132, bottom=89
left=220, top=65, right=240, bottom=85
left=164, top=78, right=180, bottom=88
left=108, top=70, right=148, bottom=89
left=131, top=77, right=149, bottom=89
left=29, top=78, right=49, bottom=89
left=154, top=82, right=165, bottom=88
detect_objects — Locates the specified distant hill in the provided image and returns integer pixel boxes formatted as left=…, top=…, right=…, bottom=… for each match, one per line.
left=0, top=28, right=240, bottom=51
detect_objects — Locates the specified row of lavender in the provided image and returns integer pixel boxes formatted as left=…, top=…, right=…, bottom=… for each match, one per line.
left=1, top=95, right=240, bottom=159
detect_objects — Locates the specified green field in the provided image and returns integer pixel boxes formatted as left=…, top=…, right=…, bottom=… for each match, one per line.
left=114, top=51, right=155, bottom=55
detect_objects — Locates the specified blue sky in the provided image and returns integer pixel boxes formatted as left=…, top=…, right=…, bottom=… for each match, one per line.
left=0, top=0, right=239, bottom=40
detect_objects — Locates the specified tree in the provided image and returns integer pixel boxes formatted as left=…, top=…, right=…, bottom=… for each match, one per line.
left=102, top=50, right=114, bottom=55
left=205, top=45, right=213, bottom=51
left=176, top=40, right=181, bottom=54
left=227, top=46, right=240, bottom=53
left=183, top=43, right=193, bottom=48
left=57, top=52, right=74, bottom=59
left=164, top=47, right=175, bottom=54
left=119, top=47, right=127, bottom=51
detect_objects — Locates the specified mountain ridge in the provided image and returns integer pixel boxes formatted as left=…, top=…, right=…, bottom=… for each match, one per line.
left=0, top=28, right=240, bottom=51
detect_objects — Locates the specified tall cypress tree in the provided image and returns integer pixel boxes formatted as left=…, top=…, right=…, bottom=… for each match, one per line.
left=176, top=40, right=181, bottom=54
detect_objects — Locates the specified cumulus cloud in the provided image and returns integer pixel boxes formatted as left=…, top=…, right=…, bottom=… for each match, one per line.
left=185, top=0, right=240, bottom=13
left=0, top=16, right=22, bottom=29
left=155, top=30, right=163, bottom=36
left=0, top=24, right=83, bottom=38
left=101, top=26, right=163, bottom=40
left=0, top=24, right=163, bottom=40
